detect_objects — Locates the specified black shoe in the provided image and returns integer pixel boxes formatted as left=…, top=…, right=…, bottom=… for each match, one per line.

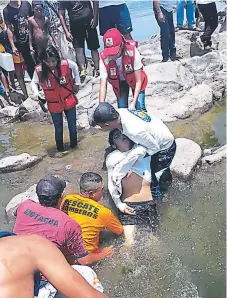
left=161, top=58, right=169, bottom=62
left=70, top=139, right=78, bottom=149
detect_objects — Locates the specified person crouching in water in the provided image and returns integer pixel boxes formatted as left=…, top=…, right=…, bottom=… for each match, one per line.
left=106, top=128, right=159, bottom=247
left=99, top=28, right=148, bottom=111
left=31, top=45, right=80, bottom=152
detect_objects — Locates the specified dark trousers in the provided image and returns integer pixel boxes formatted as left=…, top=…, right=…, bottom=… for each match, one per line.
left=150, top=140, right=176, bottom=191
left=198, top=2, right=218, bottom=47
left=51, top=108, right=77, bottom=151
left=17, top=43, right=35, bottom=79
left=154, top=6, right=176, bottom=61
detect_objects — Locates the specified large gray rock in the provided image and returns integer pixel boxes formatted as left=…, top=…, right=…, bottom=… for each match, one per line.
left=0, top=153, right=43, bottom=173
left=170, top=138, right=202, bottom=179
left=0, top=106, right=19, bottom=124
left=218, top=31, right=227, bottom=51
left=6, top=184, right=38, bottom=220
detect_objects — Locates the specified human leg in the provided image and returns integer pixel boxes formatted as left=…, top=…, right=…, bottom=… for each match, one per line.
left=154, top=7, right=170, bottom=61
left=50, top=112, right=64, bottom=151
left=64, top=108, right=77, bottom=149
left=117, top=81, right=130, bottom=108
left=177, top=0, right=185, bottom=28
left=14, top=63, right=28, bottom=99
left=117, top=3, right=133, bottom=39
left=86, top=26, right=100, bottom=75
left=198, top=3, right=218, bottom=47
left=123, top=225, right=136, bottom=247
left=99, top=5, right=115, bottom=36
left=186, top=0, right=195, bottom=28
left=17, top=43, right=35, bottom=79
left=166, top=10, right=177, bottom=60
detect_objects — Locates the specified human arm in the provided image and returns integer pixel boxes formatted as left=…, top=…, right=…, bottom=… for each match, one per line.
left=105, top=210, right=124, bottom=236
left=153, top=1, right=165, bottom=22
left=129, top=69, right=142, bottom=110
left=58, top=6, right=73, bottom=42
left=3, top=8, right=18, bottom=55
left=65, top=221, right=114, bottom=265
left=91, top=1, right=99, bottom=29
left=28, top=19, right=34, bottom=54
left=32, top=235, right=108, bottom=298
left=67, top=59, right=81, bottom=89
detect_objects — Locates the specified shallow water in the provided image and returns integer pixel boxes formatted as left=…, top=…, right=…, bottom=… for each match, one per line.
left=0, top=103, right=225, bottom=298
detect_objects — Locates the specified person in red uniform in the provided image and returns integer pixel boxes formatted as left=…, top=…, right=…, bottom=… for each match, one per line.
left=31, top=45, right=80, bottom=152
left=99, top=28, right=148, bottom=111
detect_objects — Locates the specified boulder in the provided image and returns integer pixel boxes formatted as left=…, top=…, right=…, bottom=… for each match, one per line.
left=77, top=111, right=90, bottom=130
left=170, top=138, right=202, bottom=179
left=171, top=84, right=213, bottom=119
left=0, top=153, right=43, bottom=173
left=218, top=31, right=227, bottom=51
left=0, top=106, right=19, bottom=124
left=202, top=144, right=227, bottom=165
left=6, top=184, right=38, bottom=220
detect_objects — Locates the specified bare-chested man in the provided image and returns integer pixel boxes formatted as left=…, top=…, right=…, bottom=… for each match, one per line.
left=0, top=233, right=107, bottom=298
left=106, top=129, right=159, bottom=247
left=28, top=2, right=58, bottom=62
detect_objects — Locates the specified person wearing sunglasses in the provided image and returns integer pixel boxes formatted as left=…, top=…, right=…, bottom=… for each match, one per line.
left=61, top=172, right=123, bottom=255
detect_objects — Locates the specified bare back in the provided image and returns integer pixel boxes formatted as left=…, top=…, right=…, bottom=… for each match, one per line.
left=0, top=235, right=107, bottom=298
left=121, top=172, right=153, bottom=203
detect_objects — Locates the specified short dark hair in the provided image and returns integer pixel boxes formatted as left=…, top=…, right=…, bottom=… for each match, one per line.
left=38, top=194, right=60, bottom=208
left=108, top=128, right=122, bottom=146
left=80, top=172, right=102, bottom=193
left=92, top=102, right=119, bottom=125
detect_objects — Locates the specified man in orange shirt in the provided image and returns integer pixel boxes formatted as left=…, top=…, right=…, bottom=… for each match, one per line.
left=61, top=172, right=123, bottom=253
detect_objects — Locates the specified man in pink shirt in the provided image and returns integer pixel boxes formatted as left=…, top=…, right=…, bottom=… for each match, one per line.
left=13, top=175, right=113, bottom=265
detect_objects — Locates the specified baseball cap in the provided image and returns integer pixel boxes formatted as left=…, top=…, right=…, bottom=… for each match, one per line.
left=36, top=175, right=66, bottom=198
left=103, top=28, right=123, bottom=57
left=91, top=102, right=119, bottom=126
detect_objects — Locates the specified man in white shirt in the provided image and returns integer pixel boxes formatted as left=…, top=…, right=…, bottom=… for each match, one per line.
left=106, top=128, right=159, bottom=247
left=196, top=0, right=218, bottom=49
left=98, top=1, right=132, bottom=39
left=92, top=102, right=176, bottom=200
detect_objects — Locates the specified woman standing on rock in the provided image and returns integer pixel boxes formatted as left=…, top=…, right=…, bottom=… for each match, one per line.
left=99, top=28, right=148, bottom=111
left=31, top=45, right=80, bottom=152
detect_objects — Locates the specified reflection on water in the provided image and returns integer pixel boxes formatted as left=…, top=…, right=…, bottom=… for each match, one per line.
left=0, top=103, right=225, bottom=298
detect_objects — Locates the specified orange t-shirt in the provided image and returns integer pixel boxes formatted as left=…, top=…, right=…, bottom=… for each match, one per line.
left=61, top=194, right=123, bottom=252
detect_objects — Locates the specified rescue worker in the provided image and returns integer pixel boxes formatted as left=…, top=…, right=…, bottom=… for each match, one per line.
left=31, top=45, right=80, bottom=152
left=99, top=28, right=148, bottom=111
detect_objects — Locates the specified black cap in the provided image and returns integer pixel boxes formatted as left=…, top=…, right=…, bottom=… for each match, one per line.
left=91, top=102, right=119, bottom=126
left=36, top=175, right=66, bottom=198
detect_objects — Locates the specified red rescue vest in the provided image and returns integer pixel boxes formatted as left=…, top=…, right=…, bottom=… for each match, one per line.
left=100, top=40, right=148, bottom=99
left=36, top=58, right=78, bottom=113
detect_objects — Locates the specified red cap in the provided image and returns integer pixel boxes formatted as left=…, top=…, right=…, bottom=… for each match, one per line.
left=103, top=28, right=123, bottom=56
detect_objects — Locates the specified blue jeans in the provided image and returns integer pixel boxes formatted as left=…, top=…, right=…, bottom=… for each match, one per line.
left=117, top=80, right=146, bottom=111
left=51, top=108, right=77, bottom=151
left=154, top=6, right=176, bottom=61
left=177, top=0, right=195, bottom=28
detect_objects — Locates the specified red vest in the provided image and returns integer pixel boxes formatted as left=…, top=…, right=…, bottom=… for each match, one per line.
left=100, top=40, right=148, bottom=99
left=36, top=58, right=78, bottom=113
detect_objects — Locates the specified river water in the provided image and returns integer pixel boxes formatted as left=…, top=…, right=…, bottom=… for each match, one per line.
left=0, top=101, right=226, bottom=298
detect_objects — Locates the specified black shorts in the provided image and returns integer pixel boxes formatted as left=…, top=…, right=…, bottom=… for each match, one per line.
left=70, top=23, right=100, bottom=50
left=118, top=200, right=159, bottom=233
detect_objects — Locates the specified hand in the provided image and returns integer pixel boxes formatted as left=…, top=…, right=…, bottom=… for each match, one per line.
left=128, top=102, right=136, bottom=111
left=158, top=11, right=165, bottom=22
left=123, top=205, right=135, bottom=215
left=12, top=46, right=19, bottom=56
left=101, top=246, right=114, bottom=258
left=73, top=84, right=79, bottom=94
left=90, top=17, right=98, bottom=29
left=66, top=31, right=73, bottom=42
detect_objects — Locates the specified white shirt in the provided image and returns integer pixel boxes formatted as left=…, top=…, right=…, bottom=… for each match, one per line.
left=31, top=59, right=80, bottom=97
left=99, top=1, right=125, bottom=8
left=118, top=109, right=174, bottom=156
left=99, top=47, right=143, bottom=81
left=106, top=145, right=151, bottom=212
